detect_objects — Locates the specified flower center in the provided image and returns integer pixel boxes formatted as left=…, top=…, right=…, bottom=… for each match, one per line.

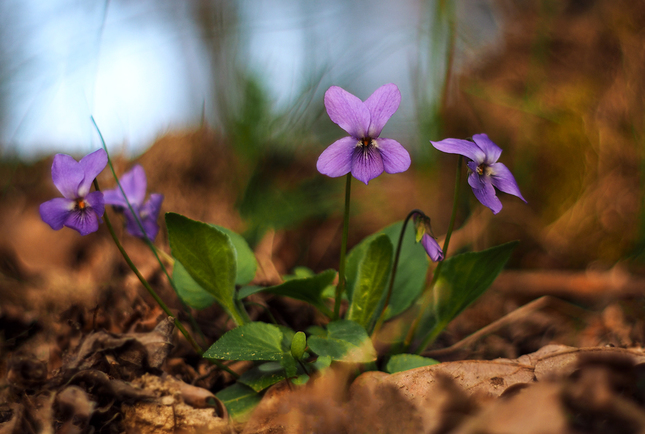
left=75, top=198, right=87, bottom=210
left=361, top=138, right=372, bottom=147
left=476, top=164, right=492, bottom=176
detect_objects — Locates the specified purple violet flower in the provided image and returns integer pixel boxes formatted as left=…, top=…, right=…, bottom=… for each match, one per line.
left=413, top=212, right=444, bottom=262
left=421, top=234, right=444, bottom=262
left=430, top=134, right=527, bottom=214
left=103, top=164, right=164, bottom=241
left=39, top=149, right=108, bottom=236
left=317, top=83, right=411, bottom=185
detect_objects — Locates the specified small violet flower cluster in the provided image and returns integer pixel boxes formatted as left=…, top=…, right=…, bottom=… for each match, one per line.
left=103, top=165, right=164, bottom=241
left=40, top=150, right=163, bottom=241
left=317, top=84, right=527, bottom=260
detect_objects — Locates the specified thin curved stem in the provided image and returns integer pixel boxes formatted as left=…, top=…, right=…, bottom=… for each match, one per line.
left=91, top=117, right=213, bottom=339
left=94, top=179, right=202, bottom=353
left=403, top=155, right=463, bottom=351
left=371, top=209, right=423, bottom=337
left=95, top=180, right=240, bottom=379
left=333, top=173, right=352, bottom=319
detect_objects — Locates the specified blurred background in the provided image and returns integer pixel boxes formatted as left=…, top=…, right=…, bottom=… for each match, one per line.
left=1, top=0, right=645, bottom=319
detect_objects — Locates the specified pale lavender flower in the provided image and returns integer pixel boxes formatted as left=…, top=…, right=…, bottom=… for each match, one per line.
left=103, top=164, right=164, bottom=241
left=431, top=134, right=526, bottom=214
left=317, top=84, right=411, bottom=185
left=39, top=149, right=107, bottom=235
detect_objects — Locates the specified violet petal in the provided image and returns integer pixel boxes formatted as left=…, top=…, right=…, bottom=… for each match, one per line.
left=142, top=194, right=164, bottom=220
left=375, top=138, right=411, bottom=174
left=471, top=182, right=503, bottom=215
left=102, top=188, right=128, bottom=207
left=123, top=208, right=144, bottom=239
left=430, top=138, right=486, bottom=163
left=119, top=164, right=147, bottom=205
left=472, top=134, right=502, bottom=164
left=77, top=149, right=108, bottom=197
left=421, top=234, right=444, bottom=262
left=64, top=209, right=100, bottom=235
left=489, top=162, right=527, bottom=202
left=141, top=194, right=164, bottom=241
left=351, top=145, right=384, bottom=185
left=466, top=160, right=479, bottom=173
left=324, top=86, right=370, bottom=139
left=39, top=198, right=75, bottom=230
left=51, top=154, right=84, bottom=199
left=317, top=136, right=356, bottom=178
left=84, top=191, right=105, bottom=218
left=364, top=83, right=400, bottom=138
left=468, top=171, right=487, bottom=190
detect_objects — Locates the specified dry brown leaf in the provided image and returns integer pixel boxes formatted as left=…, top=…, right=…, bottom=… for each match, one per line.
left=122, top=373, right=231, bottom=434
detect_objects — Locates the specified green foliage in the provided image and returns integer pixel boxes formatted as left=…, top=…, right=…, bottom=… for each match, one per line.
left=166, top=213, right=245, bottom=325
left=171, top=222, right=257, bottom=311
left=433, top=241, right=519, bottom=329
left=347, top=234, right=393, bottom=331
left=204, top=322, right=298, bottom=378
left=385, top=354, right=438, bottom=374
left=238, top=362, right=287, bottom=392
left=172, top=260, right=216, bottom=309
left=416, top=241, right=519, bottom=348
left=203, top=322, right=284, bottom=362
left=241, top=269, right=336, bottom=318
left=214, top=225, right=257, bottom=285
left=215, top=383, right=261, bottom=421
left=346, top=221, right=429, bottom=319
left=307, top=320, right=376, bottom=363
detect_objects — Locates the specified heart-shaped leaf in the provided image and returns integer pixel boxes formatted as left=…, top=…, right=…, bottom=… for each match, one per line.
left=428, top=241, right=519, bottom=339
left=385, top=354, right=439, bottom=374
left=307, top=320, right=376, bottom=363
left=347, top=234, right=393, bottom=331
left=173, top=260, right=216, bottom=309
left=242, top=270, right=336, bottom=318
left=211, top=225, right=257, bottom=285
left=215, top=383, right=260, bottom=421
left=203, top=322, right=284, bottom=362
left=346, top=221, right=428, bottom=320
left=166, top=212, right=245, bottom=325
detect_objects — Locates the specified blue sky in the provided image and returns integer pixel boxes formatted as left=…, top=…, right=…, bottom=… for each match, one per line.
left=0, top=0, right=499, bottom=160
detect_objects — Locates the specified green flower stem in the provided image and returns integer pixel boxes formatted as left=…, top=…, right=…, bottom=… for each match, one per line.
left=94, top=180, right=202, bottom=352
left=403, top=155, right=463, bottom=352
left=91, top=117, right=215, bottom=339
left=95, top=180, right=240, bottom=379
left=333, top=173, right=352, bottom=320
left=371, top=209, right=423, bottom=337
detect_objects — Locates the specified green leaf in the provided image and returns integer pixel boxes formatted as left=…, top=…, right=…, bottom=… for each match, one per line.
left=203, top=322, right=284, bottom=362
left=346, top=221, right=429, bottom=319
left=292, top=374, right=310, bottom=386
left=385, top=354, right=439, bottom=374
left=307, top=320, right=376, bottom=363
left=312, top=355, right=332, bottom=371
left=280, top=353, right=298, bottom=378
left=165, top=213, right=244, bottom=325
left=433, top=241, right=519, bottom=330
left=238, top=362, right=286, bottom=392
left=216, top=383, right=261, bottom=421
left=173, top=259, right=216, bottom=309
left=347, top=234, right=393, bottom=331
left=211, top=225, right=257, bottom=285
left=254, top=269, right=336, bottom=318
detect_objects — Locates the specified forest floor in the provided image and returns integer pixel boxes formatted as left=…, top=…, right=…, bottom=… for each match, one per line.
left=2, top=129, right=645, bottom=434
